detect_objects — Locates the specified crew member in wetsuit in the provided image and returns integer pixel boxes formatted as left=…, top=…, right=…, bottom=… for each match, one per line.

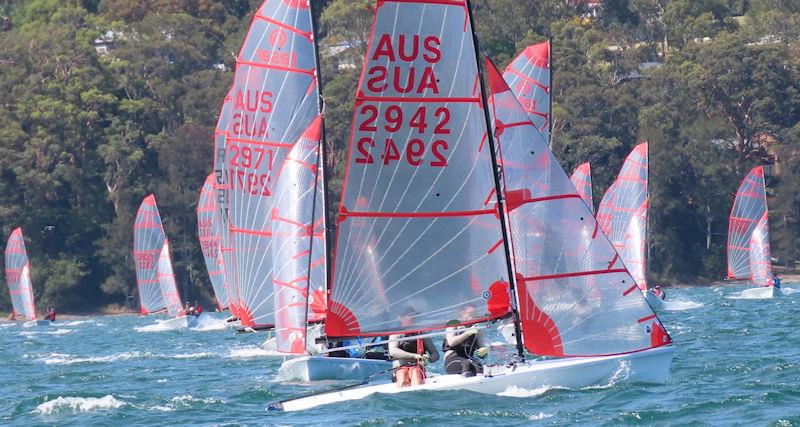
left=48, top=307, right=56, bottom=322
left=653, top=285, right=666, bottom=301
left=443, top=304, right=489, bottom=376
left=773, top=273, right=782, bottom=289
left=389, top=308, right=439, bottom=388
left=194, top=301, right=203, bottom=315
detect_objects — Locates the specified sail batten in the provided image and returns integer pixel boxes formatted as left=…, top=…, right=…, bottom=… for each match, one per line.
left=727, top=166, right=772, bottom=286
left=4, top=229, right=37, bottom=321
left=486, top=57, right=669, bottom=357
left=326, top=0, right=512, bottom=339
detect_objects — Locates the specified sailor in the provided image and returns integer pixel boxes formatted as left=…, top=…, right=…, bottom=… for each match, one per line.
left=389, top=307, right=439, bottom=388
left=48, top=307, right=56, bottom=322
left=443, top=304, right=489, bottom=377
left=194, top=301, right=203, bottom=316
left=653, top=285, right=666, bottom=301
left=773, top=273, right=782, bottom=289
left=7, top=312, right=15, bottom=321
left=184, top=301, right=191, bottom=315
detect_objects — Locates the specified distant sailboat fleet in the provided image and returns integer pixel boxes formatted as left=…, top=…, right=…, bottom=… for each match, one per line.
left=1, top=0, right=788, bottom=413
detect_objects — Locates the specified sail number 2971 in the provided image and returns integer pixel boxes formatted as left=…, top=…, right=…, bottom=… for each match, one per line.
left=355, top=105, right=450, bottom=167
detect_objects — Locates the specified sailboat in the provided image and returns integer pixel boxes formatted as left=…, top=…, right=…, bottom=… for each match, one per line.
left=198, top=174, right=232, bottom=314
left=727, top=166, right=778, bottom=298
left=4, top=228, right=48, bottom=326
left=595, top=143, right=664, bottom=309
left=570, top=162, right=594, bottom=214
left=270, top=0, right=673, bottom=412
left=134, top=194, right=195, bottom=329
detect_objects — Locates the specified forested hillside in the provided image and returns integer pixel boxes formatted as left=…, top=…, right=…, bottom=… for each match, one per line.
left=0, top=0, right=798, bottom=313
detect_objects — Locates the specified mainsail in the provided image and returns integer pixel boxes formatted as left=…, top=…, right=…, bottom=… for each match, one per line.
left=326, top=0, right=513, bottom=338
left=133, top=194, right=167, bottom=315
left=570, top=162, right=594, bottom=214
left=214, top=0, right=322, bottom=329
left=487, top=59, right=669, bottom=356
left=502, top=41, right=550, bottom=143
left=727, top=166, right=772, bottom=286
left=198, top=174, right=230, bottom=311
left=156, top=240, right=186, bottom=318
left=4, top=228, right=37, bottom=320
left=596, top=143, right=649, bottom=291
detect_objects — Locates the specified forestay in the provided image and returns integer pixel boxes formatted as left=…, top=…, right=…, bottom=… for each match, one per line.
left=198, top=174, right=230, bottom=311
left=271, top=117, right=327, bottom=354
left=327, top=0, right=512, bottom=338
left=596, top=143, right=648, bottom=291
left=215, top=0, right=321, bottom=328
left=486, top=59, right=669, bottom=356
left=727, top=166, right=772, bottom=286
left=4, top=229, right=37, bottom=320
left=502, top=41, right=550, bottom=143
left=133, top=195, right=167, bottom=315
left=570, top=162, right=594, bottom=214
left=157, top=241, right=186, bottom=318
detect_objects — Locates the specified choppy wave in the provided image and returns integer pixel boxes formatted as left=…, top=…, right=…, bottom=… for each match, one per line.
left=780, top=287, right=799, bottom=294
left=190, top=316, right=229, bottom=331
left=36, top=351, right=151, bottom=365
left=172, top=352, right=216, bottom=359
left=149, top=395, right=224, bottom=412
left=663, top=299, right=704, bottom=311
left=19, top=328, right=74, bottom=336
left=497, top=385, right=563, bottom=398
left=35, top=395, right=126, bottom=415
left=60, top=320, right=94, bottom=326
left=225, top=346, right=282, bottom=359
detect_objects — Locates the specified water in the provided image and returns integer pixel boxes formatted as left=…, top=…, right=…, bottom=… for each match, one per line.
left=2, top=284, right=799, bottom=425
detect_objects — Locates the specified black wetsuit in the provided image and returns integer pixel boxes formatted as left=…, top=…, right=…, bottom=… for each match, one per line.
left=443, top=331, right=483, bottom=376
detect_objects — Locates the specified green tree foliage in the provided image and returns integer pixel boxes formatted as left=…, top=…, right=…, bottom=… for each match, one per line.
left=0, top=0, right=798, bottom=314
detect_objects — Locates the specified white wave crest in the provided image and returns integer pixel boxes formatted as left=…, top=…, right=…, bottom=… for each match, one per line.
left=225, top=347, right=282, bottom=359
left=40, top=351, right=150, bottom=365
left=149, top=395, right=224, bottom=412
left=663, top=299, right=704, bottom=311
left=172, top=352, right=216, bottom=359
left=61, top=320, right=93, bottom=326
left=19, top=328, right=74, bottom=336
left=583, top=360, right=631, bottom=390
left=497, top=385, right=563, bottom=398
left=35, top=395, right=126, bottom=415
left=780, top=286, right=799, bottom=294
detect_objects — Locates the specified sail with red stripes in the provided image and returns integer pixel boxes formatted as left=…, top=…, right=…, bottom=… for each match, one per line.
left=4, top=228, right=37, bottom=321
left=487, top=59, right=669, bottom=356
left=727, top=166, right=772, bottom=286
left=198, top=174, right=230, bottom=311
left=502, top=41, right=550, bottom=142
left=133, top=195, right=167, bottom=315
left=596, top=143, right=649, bottom=291
left=570, top=162, right=594, bottom=214
left=326, top=0, right=512, bottom=338
left=156, top=240, right=185, bottom=318
left=215, top=0, right=322, bottom=329
left=271, top=117, right=327, bottom=354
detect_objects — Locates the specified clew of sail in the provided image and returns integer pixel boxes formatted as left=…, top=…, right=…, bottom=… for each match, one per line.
left=157, top=240, right=186, bottom=318
left=727, top=166, right=772, bottom=286
left=134, top=195, right=167, bottom=315
left=596, top=143, right=648, bottom=291
left=215, top=0, right=321, bottom=329
left=198, top=174, right=230, bottom=311
left=486, top=58, right=670, bottom=356
left=570, top=162, right=594, bottom=214
left=502, top=41, right=550, bottom=142
left=326, top=0, right=512, bottom=338
left=4, top=229, right=37, bottom=320
left=271, top=117, right=326, bottom=354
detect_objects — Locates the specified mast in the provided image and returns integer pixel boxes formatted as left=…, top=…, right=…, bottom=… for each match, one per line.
left=548, top=36, right=553, bottom=150
left=465, top=0, right=525, bottom=360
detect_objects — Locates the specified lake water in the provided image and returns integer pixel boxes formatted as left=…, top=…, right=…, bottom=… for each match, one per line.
left=2, top=284, right=799, bottom=425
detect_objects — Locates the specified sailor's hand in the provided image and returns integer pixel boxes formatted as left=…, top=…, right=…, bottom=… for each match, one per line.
left=474, top=346, right=489, bottom=359
left=464, top=327, right=480, bottom=336
left=419, top=354, right=430, bottom=367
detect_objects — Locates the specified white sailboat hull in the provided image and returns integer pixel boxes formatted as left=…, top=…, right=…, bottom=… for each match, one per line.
left=740, top=286, right=780, bottom=299
left=156, top=315, right=197, bottom=330
left=272, top=345, right=675, bottom=412
left=644, top=290, right=665, bottom=310
left=23, top=320, right=51, bottom=327
left=278, top=356, right=392, bottom=382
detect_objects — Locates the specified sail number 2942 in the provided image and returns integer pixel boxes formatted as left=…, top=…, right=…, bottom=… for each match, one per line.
left=355, top=105, right=450, bottom=167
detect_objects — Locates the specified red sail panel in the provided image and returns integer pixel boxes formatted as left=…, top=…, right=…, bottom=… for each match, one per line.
left=727, top=166, right=772, bottom=286
left=4, top=229, right=37, bottom=321
left=502, top=41, right=550, bottom=141
left=133, top=195, right=167, bottom=315
left=198, top=174, right=230, bottom=311
left=570, top=162, right=594, bottom=214
left=215, top=0, right=321, bottom=328
left=157, top=240, right=185, bottom=318
left=486, top=58, right=669, bottom=356
left=596, top=143, right=648, bottom=291
left=271, top=117, right=326, bottom=354
left=326, top=0, right=511, bottom=338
